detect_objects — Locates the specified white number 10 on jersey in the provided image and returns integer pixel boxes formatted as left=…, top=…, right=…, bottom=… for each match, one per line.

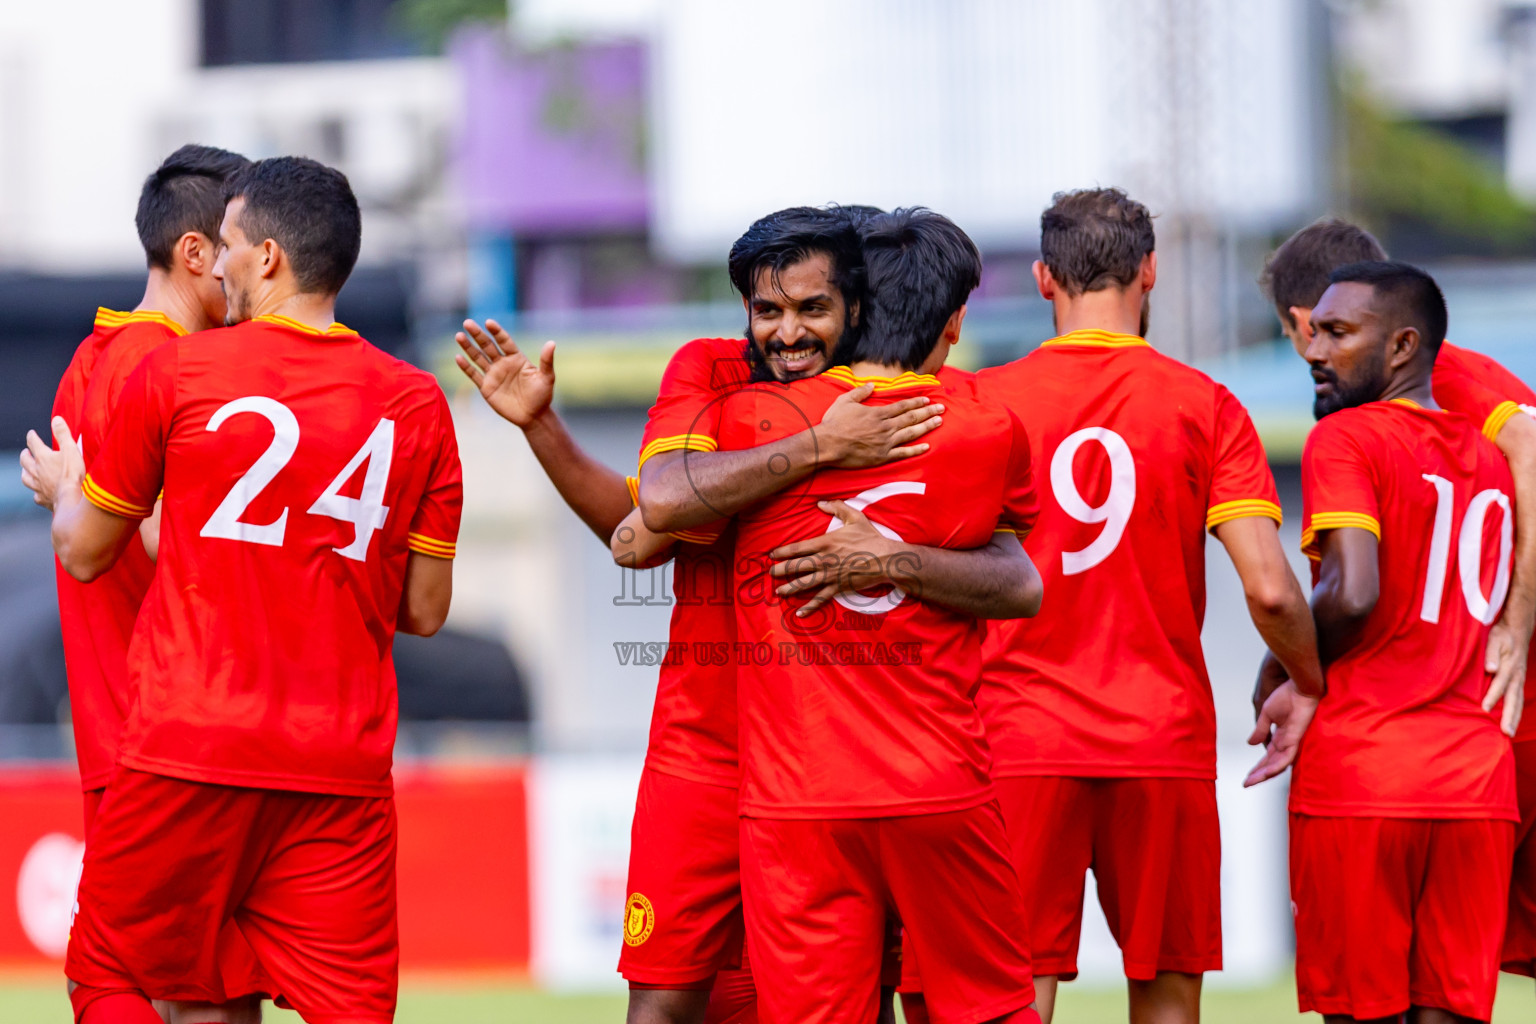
left=1419, top=473, right=1512, bottom=625
left=1050, top=427, right=1135, bottom=575
left=199, top=396, right=395, bottom=562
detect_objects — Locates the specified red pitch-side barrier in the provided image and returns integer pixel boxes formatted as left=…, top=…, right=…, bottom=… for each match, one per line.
left=0, top=762, right=531, bottom=971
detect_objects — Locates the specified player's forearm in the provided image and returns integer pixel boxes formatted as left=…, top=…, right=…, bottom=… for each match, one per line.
left=1215, top=515, right=1324, bottom=695
left=521, top=408, right=634, bottom=543
left=1311, top=530, right=1379, bottom=664
left=52, top=487, right=132, bottom=583
left=1495, top=414, right=1536, bottom=644
left=638, top=434, right=821, bottom=533
left=895, top=533, right=1043, bottom=620
left=1247, top=584, right=1324, bottom=698
left=398, top=552, right=453, bottom=636
left=611, top=506, right=676, bottom=570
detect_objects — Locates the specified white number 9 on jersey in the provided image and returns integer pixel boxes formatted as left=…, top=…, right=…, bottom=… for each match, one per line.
left=199, top=397, right=395, bottom=562
left=1050, top=427, right=1136, bottom=575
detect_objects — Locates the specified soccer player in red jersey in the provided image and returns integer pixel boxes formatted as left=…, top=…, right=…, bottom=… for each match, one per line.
left=960, top=189, right=1323, bottom=1024
left=47, top=144, right=271, bottom=1024
left=702, top=208, right=1042, bottom=1024
left=52, top=145, right=249, bottom=813
left=1286, top=261, right=1518, bottom=1022
left=460, top=205, right=1005, bottom=1024
left=1260, top=221, right=1536, bottom=987
left=22, top=156, right=461, bottom=1024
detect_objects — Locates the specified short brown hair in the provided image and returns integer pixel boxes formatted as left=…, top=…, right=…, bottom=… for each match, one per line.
left=1039, top=188, right=1155, bottom=296
left=1260, top=218, right=1386, bottom=326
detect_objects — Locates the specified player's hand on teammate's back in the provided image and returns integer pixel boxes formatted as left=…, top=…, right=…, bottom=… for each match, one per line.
left=454, top=318, right=557, bottom=428
left=1483, top=616, right=1528, bottom=737
left=816, top=383, right=942, bottom=467
left=1244, top=681, right=1319, bottom=787
left=769, top=500, right=904, bottom=614
left=20, top=416, right=84, bottom=511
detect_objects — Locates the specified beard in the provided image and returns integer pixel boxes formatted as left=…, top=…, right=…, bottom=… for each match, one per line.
left=222, top=282, right=252, bottom=326
left=1312, top=352, right=1388, bottom=420
left=745, top=310, right=854, bottom=383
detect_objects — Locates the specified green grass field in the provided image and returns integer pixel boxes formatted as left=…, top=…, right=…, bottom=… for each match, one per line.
left=0, top=973, right=1528, bottom=1022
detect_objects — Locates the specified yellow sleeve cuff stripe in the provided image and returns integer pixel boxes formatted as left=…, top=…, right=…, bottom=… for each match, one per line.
left=82, top=475, right=152, bottom=519
left=1483, top=401, right=1521, bottom=442
left=671, top=527, right=724, bottom=545
left=1300, top=512, right=1381, bottom=559
left=993, top=526, right=1018, bottom=535
left=625, top=475, right=640, bottom=507
left=407, top=533, right=457, bottom=559
left=1206, top=499, right=1283, bottom=530
left=637, top=434, right=719, bottom=470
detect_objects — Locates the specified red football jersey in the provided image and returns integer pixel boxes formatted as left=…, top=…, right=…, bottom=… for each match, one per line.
left=51, top=308, right=184, bottom=789
left=1433, top=341, right=1536, bottom=741
left=634, top=337, right=753, bottom=784
left=974, top=330, right=1281, bottom=780
left=718, top=366, right=1039, bottom=818
left=82, top=314, right=462, bottom=797
left=1292, top=399, right=1517, bottom=819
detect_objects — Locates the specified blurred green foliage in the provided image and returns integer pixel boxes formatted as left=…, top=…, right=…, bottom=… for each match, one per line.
left=1343, top=90, right=1536, bottom=254
left=393, top=0, right=509, bottom=53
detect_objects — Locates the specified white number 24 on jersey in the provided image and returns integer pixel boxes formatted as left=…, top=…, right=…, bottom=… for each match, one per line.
left=199, top=396, right=394, bottom=562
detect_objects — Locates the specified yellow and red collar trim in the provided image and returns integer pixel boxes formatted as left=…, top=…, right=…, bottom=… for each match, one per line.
left=255, top=313, right=358, bottom=337
left=1041, top=329, right=1149, bottom=349
left=94, top=308, right=188, bottom=337
left=822, top=366, right=940, bottom=391
left=1300, top=511, right=1381, bottom=560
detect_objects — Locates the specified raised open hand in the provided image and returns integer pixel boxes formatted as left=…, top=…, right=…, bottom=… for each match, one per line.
left=454, top=318, right=557, bottom=428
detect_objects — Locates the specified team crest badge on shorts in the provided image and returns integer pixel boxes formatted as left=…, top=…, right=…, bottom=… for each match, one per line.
left=624, top=892, right=655, bottom=946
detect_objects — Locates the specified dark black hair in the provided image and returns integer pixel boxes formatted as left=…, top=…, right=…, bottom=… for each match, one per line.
left=727, top=206, right=865, bottom=305
left=1261, top=218, right=1386, bottom=326
left=135, top=144, right=251, bottom=270
left=850, top=207, right=982, bottom=371
left=224, top=156, right=361, bottom=296
left=728, top=206, right=867, bottom=382
left=1039, top=187, right=1155, bottom=296
left=829, top=203, right=886, bottom=229
left=1327, top=260, right=1448, bottom=359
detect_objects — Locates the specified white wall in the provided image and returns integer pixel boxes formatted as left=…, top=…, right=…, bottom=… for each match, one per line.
left=647, top=0, right=1316, bottom=261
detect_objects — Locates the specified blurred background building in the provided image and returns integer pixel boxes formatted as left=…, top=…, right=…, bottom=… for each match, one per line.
left=0, top=0, right=1534, bottom=1001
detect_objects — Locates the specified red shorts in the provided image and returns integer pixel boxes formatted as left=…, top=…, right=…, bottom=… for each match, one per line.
left=80, top=785, right=272, bottom=1005
left=993, top=776, right=1221, bottom=981
left=67, top=767, right=398, bottom=1024
left=619, top=768, right=745, bottom=987
left=1503, top=739, right=1536, bottom=977
left=1290, top=814, right=1515, bottom=1020
left=741, top=801, right=1033, bottom=1024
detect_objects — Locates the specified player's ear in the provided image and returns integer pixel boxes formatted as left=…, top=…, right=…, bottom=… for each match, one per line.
left=259, top=238, right=280, bottom=280
left=1141, top=251, right=1158, bottom=292
left=178, top=232, right=210, bottom=275
left=1032, top=260, right=1056, bottom=302
left=848, top=299, right=860, bottom=329
left=1388, top=326, right=1420, bottom=370
left=943, top=304, right=968, bottom=344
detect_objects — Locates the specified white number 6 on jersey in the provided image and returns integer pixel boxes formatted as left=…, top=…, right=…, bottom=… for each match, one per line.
left=824, top=481, right=926, bottom=614
left=1051, top=427, right=1136, bottom=575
